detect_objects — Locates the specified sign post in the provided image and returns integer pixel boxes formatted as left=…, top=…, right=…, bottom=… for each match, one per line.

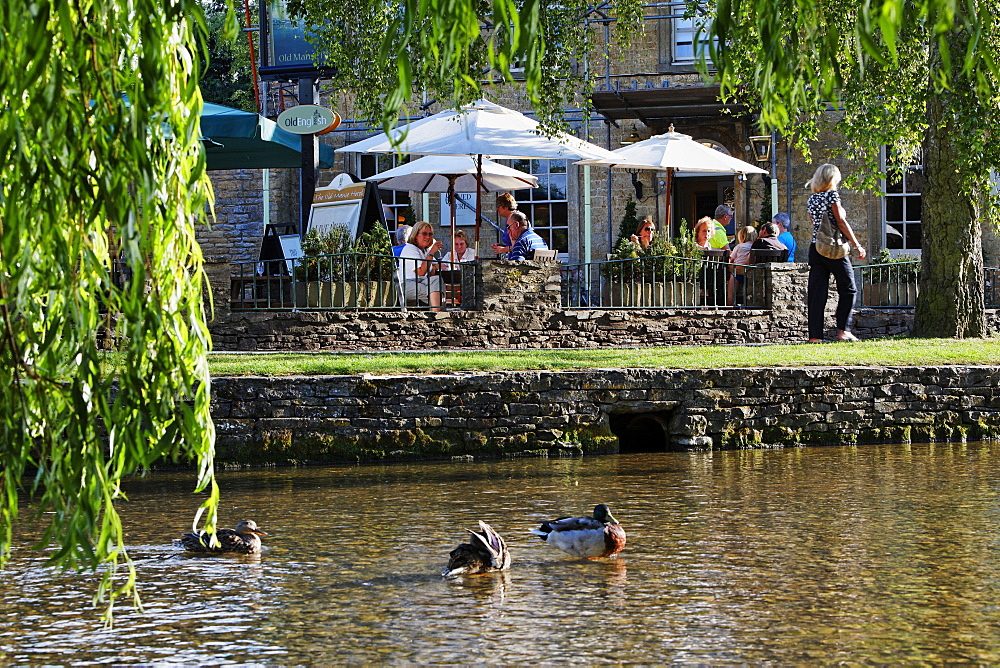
left=258, top=1, right=339, bottom=238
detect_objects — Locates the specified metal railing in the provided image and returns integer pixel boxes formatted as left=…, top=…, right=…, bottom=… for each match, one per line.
left=230, top=253, right=478, bottom=311
left=854, top=262, right=1000, bottom=308
left=987, top=267, right=999, bottom=308
left=561, top=254, right=770, bottom=309
left=855, top=261, right=920, bottom=308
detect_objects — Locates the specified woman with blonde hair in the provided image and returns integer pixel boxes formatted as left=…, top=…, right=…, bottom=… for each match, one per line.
left=694, top=216, right=714, bottom=249
left=397, top=220, right=444, bottom=311
left=442, top=230, right=476, bottom=264
left=805, top=164, right=866, bottom=342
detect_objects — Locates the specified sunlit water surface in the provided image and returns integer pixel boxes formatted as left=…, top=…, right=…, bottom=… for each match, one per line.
left=4, top=444, right=1000, bottom=664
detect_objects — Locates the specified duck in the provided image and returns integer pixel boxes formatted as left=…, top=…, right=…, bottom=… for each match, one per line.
left=530, top=504, right=626, bottom=558
left=442, top=521, right=512, bottom=577
left=177, top=520, right=268, bottom=555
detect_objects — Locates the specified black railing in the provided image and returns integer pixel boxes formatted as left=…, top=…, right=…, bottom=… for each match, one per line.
left=855, top=261, right=920, bottom=308
left=561, top=254, right=770, bottom=309
left=230, top=253, right=478, bottom=312
left=987, top=267, right=999, bottom=308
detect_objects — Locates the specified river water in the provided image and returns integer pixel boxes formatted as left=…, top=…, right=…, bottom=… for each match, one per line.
left=3, top=443, right=1000, bottom=664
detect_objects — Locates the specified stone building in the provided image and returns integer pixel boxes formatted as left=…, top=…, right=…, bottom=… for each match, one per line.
left=201, top=12, right=1000, bottom=271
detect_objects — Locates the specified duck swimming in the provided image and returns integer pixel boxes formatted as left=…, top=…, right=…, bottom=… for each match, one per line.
left=178, top=520, right=268, bottom=555
left=530, top=504, right=626, bottom=558
left=442, top=521, right=511, bottom=577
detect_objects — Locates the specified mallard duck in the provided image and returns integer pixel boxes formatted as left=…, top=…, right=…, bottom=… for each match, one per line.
left=442, top=521, right=512, bottom=577
left=530, top=504, right=626, bottom=558
left=177, top=520, right=268, bottom=555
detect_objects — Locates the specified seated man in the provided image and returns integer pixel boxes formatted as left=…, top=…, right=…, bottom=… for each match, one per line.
left=506, top=211, right=548, bottom=261
left=750, top=221, right=788, bottom=257
left=773, top=212, right=797, bottom=262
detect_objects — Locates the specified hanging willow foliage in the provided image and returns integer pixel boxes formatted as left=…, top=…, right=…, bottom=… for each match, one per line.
left=0, top=0, right=219, bottom=619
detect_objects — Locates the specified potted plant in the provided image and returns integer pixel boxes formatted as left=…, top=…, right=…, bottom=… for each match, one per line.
left=653, top=220, right=702, bottom=307
left=862, top=248, right=920, bottom=306
left=294, top=226, right=355, bottom=307
left=601, top=216, right=701, bottom=307
left=601, top=202, right=643, bottom=306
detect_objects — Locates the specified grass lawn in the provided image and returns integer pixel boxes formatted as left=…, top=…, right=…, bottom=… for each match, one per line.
left=206, top=337, right=1000, bottom=377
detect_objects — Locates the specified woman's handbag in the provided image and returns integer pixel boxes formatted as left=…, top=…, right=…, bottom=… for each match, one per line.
left=815, top=208, right=851, bottom=259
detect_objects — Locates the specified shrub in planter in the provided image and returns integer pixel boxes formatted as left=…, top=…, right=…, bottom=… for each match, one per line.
left=601, top=219, right=703, bottom=306
left=354, top=223, right=394, bottom=281
left=294, top=227, right=355, bottom=282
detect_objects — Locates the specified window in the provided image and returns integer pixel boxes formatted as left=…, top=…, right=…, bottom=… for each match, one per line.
left=882, top=147, right=923, bottom=252
left=359, top=153, right=411, bottom=225
left=673, top=17, right=702, bottom=64
left=657, top=5, right=714, bottom=71
left=510, top=159, right=568, bottom=253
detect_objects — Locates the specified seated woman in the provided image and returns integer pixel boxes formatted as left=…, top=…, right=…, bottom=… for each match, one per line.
left=694, top=217, right=714, bottom=250
left=727, top=225, right=758, bottom=306
left=442, top=230, right=476, bottom=264
left=397, top=220, right=443, bottom=311
left=629, top=217, right=656, bottom=252
left=695, top=215, right=730, bottom=250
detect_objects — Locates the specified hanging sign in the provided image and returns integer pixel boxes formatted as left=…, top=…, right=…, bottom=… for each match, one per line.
left=277, top=105, right=341, bottom=135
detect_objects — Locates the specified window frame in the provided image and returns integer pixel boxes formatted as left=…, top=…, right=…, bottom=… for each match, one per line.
left=357, top=153, right=412, bottom=227
left=508, top=158, right=569, bottom=256
left=880, top=146, right=923, bottom=255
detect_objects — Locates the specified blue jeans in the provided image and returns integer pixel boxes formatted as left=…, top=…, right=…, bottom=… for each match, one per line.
left=807, top=243, right=857, bottom=339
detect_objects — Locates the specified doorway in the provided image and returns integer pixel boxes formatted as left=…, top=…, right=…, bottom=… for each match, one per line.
left=671, top=176, right=733, bottom=238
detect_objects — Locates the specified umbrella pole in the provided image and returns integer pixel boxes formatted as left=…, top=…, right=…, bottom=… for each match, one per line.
left=473, top=155, right=483, bottom=255
left=449, top=178, right=457, bottom=266
left=665, top=168, right=674, bottom=236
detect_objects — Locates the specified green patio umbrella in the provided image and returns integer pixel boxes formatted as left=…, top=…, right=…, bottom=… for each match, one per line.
left=200, top=102, right=335, bottom=170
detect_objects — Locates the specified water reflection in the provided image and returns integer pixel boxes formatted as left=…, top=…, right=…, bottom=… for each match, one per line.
left=3, top=444, right=1000, bottom=663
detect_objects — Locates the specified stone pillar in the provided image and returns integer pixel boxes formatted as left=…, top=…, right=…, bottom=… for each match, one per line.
left=204, top=259, right=232, bottom=320
left=478, top=259, right=562, bottom=312
left=765, top=262, right=810, bottom=337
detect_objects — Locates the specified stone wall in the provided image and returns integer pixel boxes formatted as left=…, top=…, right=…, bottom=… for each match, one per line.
left=202, top=168, right=298, bottom=265
left=208, top=259, right=988, bottom=350
left=209, top=365, right=1000, bottom=465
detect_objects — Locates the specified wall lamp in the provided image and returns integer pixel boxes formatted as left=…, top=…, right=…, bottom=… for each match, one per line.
left=620, top=125, right=642, bottom=146
left=749, top=135, right=772, bottom=163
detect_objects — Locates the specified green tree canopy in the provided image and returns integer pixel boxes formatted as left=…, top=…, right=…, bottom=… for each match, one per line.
left=0, top=0, right=218, bottom=618
left=288, top=0, right=643, bottom=132
left=201, top=0, right=257, bottom=112
left=705, top=0, right=1000, bottom=337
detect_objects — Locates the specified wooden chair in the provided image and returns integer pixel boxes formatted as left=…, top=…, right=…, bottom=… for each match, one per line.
left=532, top=249, right=558, bottom=262
left=749, top=248, right=789, bottom=264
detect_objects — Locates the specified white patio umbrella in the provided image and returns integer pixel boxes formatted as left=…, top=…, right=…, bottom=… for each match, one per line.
left=576, top=127, right=768, bottom=231
left=364, top=155, right=538, bottom=255
left=365, top=155, right=538, bottom=193
left=339, top=100, right=618, bottom=245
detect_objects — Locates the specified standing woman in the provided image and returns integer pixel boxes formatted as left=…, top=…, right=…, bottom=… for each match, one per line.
left=806, top=164, right=867, bottom=342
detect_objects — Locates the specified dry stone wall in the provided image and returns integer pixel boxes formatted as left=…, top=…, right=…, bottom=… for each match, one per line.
left=209, top=260, right=992, bottom=350
left=210, top=366, right=1000, bottom=465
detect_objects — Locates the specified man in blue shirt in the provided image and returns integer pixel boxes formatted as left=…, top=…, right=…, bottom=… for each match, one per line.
left=506, top=211, right=548, bottom=261
left=773, top=212, right=796, bottom=262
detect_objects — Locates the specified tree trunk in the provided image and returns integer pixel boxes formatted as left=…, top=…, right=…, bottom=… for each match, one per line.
left=913, top=31, right=986, bottom=338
